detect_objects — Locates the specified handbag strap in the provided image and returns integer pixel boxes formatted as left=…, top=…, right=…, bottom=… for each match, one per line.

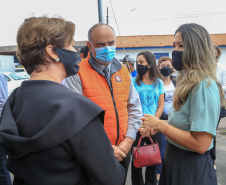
left=137, top=136, right=155, bottom=149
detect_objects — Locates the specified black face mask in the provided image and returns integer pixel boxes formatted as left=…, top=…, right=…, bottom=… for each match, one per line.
left=54, top=47, right=81, bottom=77
left=137, top=64, right=149, bottom=76
left=172, top=50, right=183, bottom=71
left=160, top=66, right=173, bottom=77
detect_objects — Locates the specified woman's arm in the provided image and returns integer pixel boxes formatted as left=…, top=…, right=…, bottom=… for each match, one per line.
left=141, top=114, right=213, bottom=154
left=64, top=116, right=125, bottom=185
left=155, top=93, right=164, bottom=118
left=141, top=79, right=219, bottom=153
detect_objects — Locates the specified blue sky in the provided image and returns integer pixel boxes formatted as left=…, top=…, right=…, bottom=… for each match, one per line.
left=0, top=0, right=226, bottom=46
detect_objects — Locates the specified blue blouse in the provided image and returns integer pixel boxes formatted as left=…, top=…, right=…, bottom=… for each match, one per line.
left=167, top=79, right=221, bottom=151
left=132, top=78, right=165, bottom=115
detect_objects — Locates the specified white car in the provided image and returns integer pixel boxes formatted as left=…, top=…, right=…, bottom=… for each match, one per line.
left=3, top=72, right=27, bottom=95
left=15, top=68, right=30, bottom=78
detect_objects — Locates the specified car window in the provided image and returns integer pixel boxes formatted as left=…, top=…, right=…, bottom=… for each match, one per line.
left=8, top=73, right=26, bottom=80
left=15, top=69, right=25, bottom=72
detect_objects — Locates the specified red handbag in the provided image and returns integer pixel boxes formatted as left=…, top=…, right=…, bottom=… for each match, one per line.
left=132, top=136, right=161, bottom=168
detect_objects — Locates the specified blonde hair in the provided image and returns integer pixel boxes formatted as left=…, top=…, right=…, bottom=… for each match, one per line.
left=16, top=16, right=75, bottom=74
left=173, top=23, right=225, bottom=110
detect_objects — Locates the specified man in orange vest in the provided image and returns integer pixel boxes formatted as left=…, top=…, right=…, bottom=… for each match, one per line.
left=64, top=23, right=142, bottom=184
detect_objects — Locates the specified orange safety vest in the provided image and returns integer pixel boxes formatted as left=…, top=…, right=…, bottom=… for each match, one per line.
left=78, top=58, right=130, bottom=145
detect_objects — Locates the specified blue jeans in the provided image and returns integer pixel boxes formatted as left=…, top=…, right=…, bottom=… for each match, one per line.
left=156, top=133, right=167, bottom=174
left=0, top=147, right=11, bottom=185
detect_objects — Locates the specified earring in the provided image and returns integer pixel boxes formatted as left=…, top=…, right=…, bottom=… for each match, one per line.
left=55, top=58, right=60, bottom=62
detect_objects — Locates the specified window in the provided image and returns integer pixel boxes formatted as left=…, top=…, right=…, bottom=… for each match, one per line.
left=154, top=53, right=169, bottom=60
left=15, top=68, right=25, bottom=72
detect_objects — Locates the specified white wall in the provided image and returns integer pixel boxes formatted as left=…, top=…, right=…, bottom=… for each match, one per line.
left=0, top=55, right=15, bottom=72
left=219, top=47, right=226, bottom=67
left=115, top=48, right=172, bottom=70
left=116, top=47, right=226, bottom=68
left=115, top=48, right=173, bottom=62
left=116, top=48, right=172, bottom=64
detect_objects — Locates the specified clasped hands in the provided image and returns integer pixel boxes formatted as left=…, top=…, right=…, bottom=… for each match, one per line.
left=139, top=113, right=160, bottom=137
left=112, top=114, right=160, bottom=161
left=112, top=137, right=134, bottom=162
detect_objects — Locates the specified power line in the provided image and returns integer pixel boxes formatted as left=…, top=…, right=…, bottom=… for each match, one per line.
left=108, top=0, right=132, bottom=73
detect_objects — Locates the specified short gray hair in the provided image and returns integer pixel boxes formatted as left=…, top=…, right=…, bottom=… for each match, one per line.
left=88, top=23, right=115, bottom=42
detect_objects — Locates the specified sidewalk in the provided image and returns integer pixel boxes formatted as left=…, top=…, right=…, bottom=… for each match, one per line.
left=218, top=117, right=226, bottom=130
left=216, top=117, right=226, bottom=185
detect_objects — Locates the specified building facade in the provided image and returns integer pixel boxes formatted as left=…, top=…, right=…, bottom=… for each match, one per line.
left=0, top=34, right=225, bottom=67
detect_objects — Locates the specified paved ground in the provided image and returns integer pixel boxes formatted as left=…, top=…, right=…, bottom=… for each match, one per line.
left=215, top=117, right=226, bottom=185
left=126, top=118, right=226, bottom=185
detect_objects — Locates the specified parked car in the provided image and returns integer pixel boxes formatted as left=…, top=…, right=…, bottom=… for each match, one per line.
left=3, top=72, right=27, bottom=95
left=15, top=68, right=30, bottom=78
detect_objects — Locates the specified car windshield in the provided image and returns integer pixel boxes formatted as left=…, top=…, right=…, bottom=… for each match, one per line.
left=8, top=73, right=27, bottom=80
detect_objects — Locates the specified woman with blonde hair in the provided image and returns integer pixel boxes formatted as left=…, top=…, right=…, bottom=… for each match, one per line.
left=140, top=23, right=225, bottom=185
left=0, top=16, right=125, bottom=185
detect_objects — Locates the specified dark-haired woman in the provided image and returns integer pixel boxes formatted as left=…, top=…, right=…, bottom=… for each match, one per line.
left=141, top=23, right=225, bottom=185
left=131, top=51, right=165, bottom=185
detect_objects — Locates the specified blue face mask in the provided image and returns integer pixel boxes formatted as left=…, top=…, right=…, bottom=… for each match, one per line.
left=93, top=45, right=116, bottom=64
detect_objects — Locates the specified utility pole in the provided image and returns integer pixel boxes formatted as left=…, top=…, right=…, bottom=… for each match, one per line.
left=106, top=7, right=109, bottom=25
left=97, top=0, right=104, bottom=23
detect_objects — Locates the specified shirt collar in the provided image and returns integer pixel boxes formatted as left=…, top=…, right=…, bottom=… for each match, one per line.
left=88, top=53, right=122, bottom=77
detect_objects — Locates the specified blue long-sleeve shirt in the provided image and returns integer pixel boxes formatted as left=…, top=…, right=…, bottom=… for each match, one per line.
left=0, top=72, right=8, bottom=116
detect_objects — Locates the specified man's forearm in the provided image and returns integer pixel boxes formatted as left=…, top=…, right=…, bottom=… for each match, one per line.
left=126, top=78, right=143, bottom=139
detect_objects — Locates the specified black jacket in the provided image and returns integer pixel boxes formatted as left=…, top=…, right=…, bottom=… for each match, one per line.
left=0, top=80, right=125, bottom=185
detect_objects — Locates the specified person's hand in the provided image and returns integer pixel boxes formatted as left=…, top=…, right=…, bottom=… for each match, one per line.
left=118, top=137, right=134, bottom=155
left=112, top=145, right=127, bottom=162
left=138, top=127, right=152, bottom=137
left=138, top=127, right=159, bottom=137
left=140, top=114, right=161, bottom=132
left=149, top=129, right=159, bottom=135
